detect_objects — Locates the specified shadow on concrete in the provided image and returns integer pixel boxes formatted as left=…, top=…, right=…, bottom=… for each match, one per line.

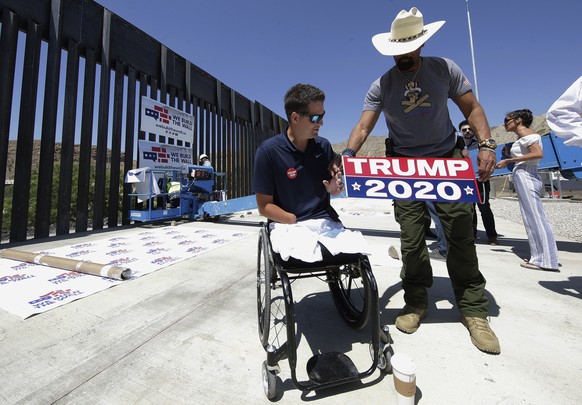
left=269, top=287, right=388, bottom=401
left=378, top=276, right=501, bottom=327
left=216, top=216, right=263, bottom=228
left=479, top=235, right=581, bottom=265
left=353, top=227, right=402, bottom=239
left=555, top=240, right=582, bottom=253
left=539, top=276, right=582, bottom=300
left=267, top=273, right=500, bottom=401
left=295, top=291, right=374, bottom=352
left=298, top=377, right=387, bottom=402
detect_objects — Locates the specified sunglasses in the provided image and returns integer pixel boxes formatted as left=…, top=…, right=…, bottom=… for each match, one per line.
left=461, top=127, right=472, bottom=133
left=504, top=117, right=515, bottom=124
left=297, top=111, right=325, bottom=124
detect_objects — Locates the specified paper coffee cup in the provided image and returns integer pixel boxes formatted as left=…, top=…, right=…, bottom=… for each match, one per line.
left=391, top=353, right=416, bottom=405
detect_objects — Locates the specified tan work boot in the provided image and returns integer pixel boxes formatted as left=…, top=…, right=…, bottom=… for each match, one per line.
left=462, top=316, right=501, bottom=354
left=395, top=305, right=427, bottom=334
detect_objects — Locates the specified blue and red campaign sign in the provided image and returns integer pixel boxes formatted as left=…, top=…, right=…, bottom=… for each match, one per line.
left=342, top=156, right=482, bottom=203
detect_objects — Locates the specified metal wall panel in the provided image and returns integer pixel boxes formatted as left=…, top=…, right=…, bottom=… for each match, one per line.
left=0, top=0, right=286, bottom=244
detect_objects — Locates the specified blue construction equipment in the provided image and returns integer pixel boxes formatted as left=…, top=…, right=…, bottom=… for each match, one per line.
left=125, top=164, right=257, bottom=222
left=471, top=131, right=581, bottom=178
left=468, top=131, right=582, bottom=197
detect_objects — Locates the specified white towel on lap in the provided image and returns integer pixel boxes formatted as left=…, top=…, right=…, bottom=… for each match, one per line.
left=269, top=219, right=369, bottom=263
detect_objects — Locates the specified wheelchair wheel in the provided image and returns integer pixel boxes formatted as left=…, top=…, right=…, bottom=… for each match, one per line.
left=327, top=257, right=372, bottom=329
left=262, top=360, right=278, bottom=399
left=257, top=230, right=272, bottom=347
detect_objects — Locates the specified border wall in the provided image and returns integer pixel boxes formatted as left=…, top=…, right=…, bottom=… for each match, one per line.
left=0, top=0, right=286, bottom=244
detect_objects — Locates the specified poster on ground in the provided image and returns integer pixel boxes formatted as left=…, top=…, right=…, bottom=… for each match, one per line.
left=0, top=226, right=254, bottom=319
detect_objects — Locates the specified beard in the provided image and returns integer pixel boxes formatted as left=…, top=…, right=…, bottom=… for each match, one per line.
left=396, top=56, right=414, bottom=71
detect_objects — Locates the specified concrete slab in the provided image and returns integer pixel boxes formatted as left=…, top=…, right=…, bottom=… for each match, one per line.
left=1, top=198, right=581, bottom=404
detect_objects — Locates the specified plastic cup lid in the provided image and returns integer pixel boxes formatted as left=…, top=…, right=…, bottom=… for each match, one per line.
left=391, top=353, right=416, bottom=375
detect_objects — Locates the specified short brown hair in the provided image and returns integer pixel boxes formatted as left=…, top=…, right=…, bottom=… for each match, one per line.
left=284, top=84, right=325, bottom=120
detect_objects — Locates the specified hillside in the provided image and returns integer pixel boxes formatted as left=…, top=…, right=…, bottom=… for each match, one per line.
left=4, top=140, right=122, bottom=180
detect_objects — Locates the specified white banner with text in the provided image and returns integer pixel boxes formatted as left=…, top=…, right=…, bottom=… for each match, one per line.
left=140, top=96, right=194, bottom=145
left=138, top=140, right=193, bottom=171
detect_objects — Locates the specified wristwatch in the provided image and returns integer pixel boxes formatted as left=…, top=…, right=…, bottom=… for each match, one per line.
left=478, top=138, right=497, bottom=150
left=341, top=148, right=356, bottom=157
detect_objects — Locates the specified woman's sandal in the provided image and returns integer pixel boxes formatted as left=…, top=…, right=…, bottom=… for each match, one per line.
left=520, top=262, right=559, bottom=272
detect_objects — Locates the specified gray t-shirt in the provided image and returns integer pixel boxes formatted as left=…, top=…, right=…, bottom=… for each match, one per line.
left=364, top=56, right=471, bottom=157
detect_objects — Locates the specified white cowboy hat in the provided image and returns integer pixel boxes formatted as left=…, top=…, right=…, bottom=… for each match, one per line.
left=199, top=153, right=209, bottom=160
left=372, top=7, right=445, bottom=56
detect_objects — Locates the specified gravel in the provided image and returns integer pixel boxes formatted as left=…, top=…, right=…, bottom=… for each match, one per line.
left=490, top=198, right=582, bottom=243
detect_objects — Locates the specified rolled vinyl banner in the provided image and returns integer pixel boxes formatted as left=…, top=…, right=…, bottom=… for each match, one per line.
left=0, top=248, right=132, bottom=280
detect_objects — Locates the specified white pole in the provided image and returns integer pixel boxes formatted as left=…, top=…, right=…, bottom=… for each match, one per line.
left=466, top=0, right=479, bottom=100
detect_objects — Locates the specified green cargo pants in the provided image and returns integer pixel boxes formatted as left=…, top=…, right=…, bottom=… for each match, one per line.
left=393, top=184, right=489, bottom=319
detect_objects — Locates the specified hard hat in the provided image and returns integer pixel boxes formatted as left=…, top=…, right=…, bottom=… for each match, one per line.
left=199, top=153, right=209, bottom=160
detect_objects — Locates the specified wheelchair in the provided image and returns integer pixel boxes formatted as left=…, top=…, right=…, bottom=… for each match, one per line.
left=256, top=222, right=392, bottom=399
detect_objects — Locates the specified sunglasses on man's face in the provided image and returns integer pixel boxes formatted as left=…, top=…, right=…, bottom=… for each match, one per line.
left=297, top=111, right=325, bottom=124
left=461, top=127, right=472, bottom=133
left=504, top=117, right=515, bottom=124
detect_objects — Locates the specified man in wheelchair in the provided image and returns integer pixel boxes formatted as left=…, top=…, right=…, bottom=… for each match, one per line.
left=252, top=83, right=367, bottom=260
left=252, top=84, right=389, bottom=399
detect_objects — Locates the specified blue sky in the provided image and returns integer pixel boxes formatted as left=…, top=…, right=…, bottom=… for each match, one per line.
left=96, top=0, right=582, bottom=145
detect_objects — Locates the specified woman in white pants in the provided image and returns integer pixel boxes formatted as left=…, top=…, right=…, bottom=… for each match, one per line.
left=495, top=109, right=560, bottom=271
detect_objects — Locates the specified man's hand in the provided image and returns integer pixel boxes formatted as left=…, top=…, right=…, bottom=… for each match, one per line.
left=331, top=152, right=344, bottom=173
left=476, top=149, right=496, bottom=182
left=324, top=154, right=345, bottom=195
left=495, top=159, right=509, bottom=169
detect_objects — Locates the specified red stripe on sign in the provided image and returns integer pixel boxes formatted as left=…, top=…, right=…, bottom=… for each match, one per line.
left=342, top=156, right=476, bottom=180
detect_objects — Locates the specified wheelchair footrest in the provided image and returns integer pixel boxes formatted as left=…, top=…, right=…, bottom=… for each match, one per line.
left=306, top=352, right=359, bottom=384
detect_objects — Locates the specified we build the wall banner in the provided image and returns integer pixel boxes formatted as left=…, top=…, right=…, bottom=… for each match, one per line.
left=140, top=96, right=194, bottom=145
left=342, top=156, right=482, bottom=203
left=138, top=140, right=193, bottom=171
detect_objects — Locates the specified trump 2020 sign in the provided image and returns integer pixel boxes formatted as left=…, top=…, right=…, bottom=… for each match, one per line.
left=342, top=156, right=482, bottom=203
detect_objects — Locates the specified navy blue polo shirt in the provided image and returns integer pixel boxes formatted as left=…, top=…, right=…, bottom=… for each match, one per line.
left=252, top=131, right=339, bottom=222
